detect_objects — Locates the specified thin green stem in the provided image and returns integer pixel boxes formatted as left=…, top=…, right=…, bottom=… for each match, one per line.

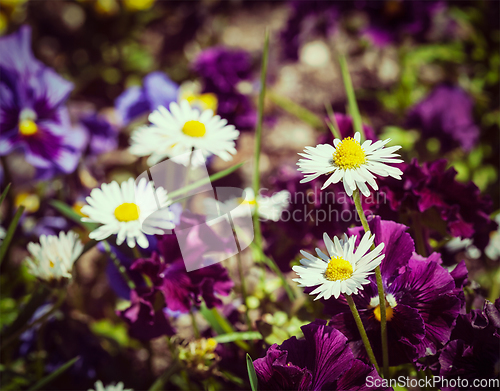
left=236, top=251, right=252, bottom=330
left=252, top=29, right=269, bottom=253
left=102, top=241, right=136, bottom=290
left=412, top=212, right=427, bottom=257
left=338, top=55, right=365, bottom=141
left=181, top=149, right=194, bottom=209
left=352, top=189, right=389, bottom=378
left=0, top=205, right=25, bottom=267
left=345, top=294, right=380, bottom=374
left=190, top=309, right=200, bottom=338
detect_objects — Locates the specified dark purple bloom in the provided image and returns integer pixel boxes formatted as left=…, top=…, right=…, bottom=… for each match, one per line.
left=435, top=299, right=500, bottom=391
left=406, top=85, right=480, bottom=152
left=115, top=71, right=178, bottom=125
left=117, top=288, right=176, bottom=341
left=130, top=232, right=233, bottom=313
left=193, top=47, right=256, bottom=131
left=254, top=321, right=386, bottom=390
left=326, top=217, right=465, bottom=366
left=280, top=1, right=346, bottom=61
left=80, top=113, right=119, bottom=155
left=367, top=159, right=497, bottom=254
left=356, top=0, right=443, bottom=46
left=0, top=26, right=85, bottom=179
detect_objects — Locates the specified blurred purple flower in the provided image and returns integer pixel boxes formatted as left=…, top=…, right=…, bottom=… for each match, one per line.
left=117, top=288, right=176, bottom=341
left=254, top=321, right=386, bottom=390
left=280, top=1, right=346, bottom=61
left=406, top=85, right=480, bottom=152
left=325, top=217, right=465, bottom=366
left=435, top=299, right=500, bottom=391
left=0, top=26, right=85, bottom=180
left=193, top=47, right=256, bottom=131
left=368, top=159, right=497, bottom=254
left=130, top=229, right=234, bottom=313
left=80, top=114, right=119, bottom=155
left=115, top=71, right=179, bottom=125
left=356, top=0, right=443, bottom=46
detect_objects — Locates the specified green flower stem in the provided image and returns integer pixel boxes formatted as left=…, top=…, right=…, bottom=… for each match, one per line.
left=190, top=309, right=200, bottom=338
left=352, top=189, right=389, bottom=378
left=0, top=205, right=25, bottom=267
left=345, top=294, right=380, bottom=374
left=251, top=29, right=269, bottom=254
left=102, top=240, right=136, bottom=290
left=236, top=249, right=252, bottom=330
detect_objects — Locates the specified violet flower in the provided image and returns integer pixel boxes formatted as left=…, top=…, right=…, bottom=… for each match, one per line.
left=193, top=47, right=256, bottom=131
left=435, top=299, right=500, bottom=391
left=114, top=71, right=179, bottom=125
left=325, top=217, right=465, bottom=366
left=368, top=159, right=497, bottom=254
left=0, top=26, right=85, bottom=180
left=254, top=321, right=386, bottom=390
left=80, top=114, right=119, bottom=155
left=406, top=84, right=480, bottom=152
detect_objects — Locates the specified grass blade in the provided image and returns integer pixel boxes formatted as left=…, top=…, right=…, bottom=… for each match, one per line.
left=339, top=55, right=365, bottom=141
left=50, top=200, right=97, bottom=231
left=0, top=205, right=25, bottom=267
left=169, top=162, right=244, bottom=200
left=246, top=354, right=259, bottom=391
left=269, top=92, right=323, bottom=129
left=28, top=356, right=80, bottom=391
left=0, top=183, right=11, bottom=206
left=214, top=331, right=262, bottom=344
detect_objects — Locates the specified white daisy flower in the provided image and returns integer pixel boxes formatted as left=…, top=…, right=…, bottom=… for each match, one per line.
left=81, top=177, right=176, bottom=249
left=89, top=380, right=132, bottom=391
left=25, top=231, right=83, bottom=281
left=130, top=100, right=239, bottom=165
left=297, top=132, right=403, bottom=197
left=292, top=231, right=385, bottom=300
left=204, top=188, right=290, bottom=222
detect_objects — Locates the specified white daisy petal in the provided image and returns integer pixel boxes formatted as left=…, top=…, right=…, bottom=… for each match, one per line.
left=297, top=134, right=403, bottom=196
left=292, top=231, right=382, bottom=301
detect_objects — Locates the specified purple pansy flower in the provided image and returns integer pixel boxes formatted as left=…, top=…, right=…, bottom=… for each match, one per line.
left=193, top=47, right=256, bottom=131
left=325, top=217, right=465, bottom=366
left=435, top=299, right=500, bottom=391
left=367, top=159, right=497, bottom=255
left=0, top=26, right=85, bottom=180
left=130, top=232, right=234, bottom=313
left=254, top=321, right=386, bottom=390
left=115, top=71, right=179, bottom=125
left=80, top=113, right=119, bottom=155
left=406, top=84, right=480, bottom=152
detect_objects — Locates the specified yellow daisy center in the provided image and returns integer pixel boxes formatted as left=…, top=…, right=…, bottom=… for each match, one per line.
left=114, top=203, right=140, bottom=222
left=238, top=197, right=257, bottom=206
left=325, top=256, right=353, bottom=281
left=374, top=304, right=394, bottom=322
left=182, top=120, right=206, bottom=138
left=49, top=260, right=55, bottom=268
left=19, top=119, right=38, bottom=136
left=333, top=137, right=366, bottom=170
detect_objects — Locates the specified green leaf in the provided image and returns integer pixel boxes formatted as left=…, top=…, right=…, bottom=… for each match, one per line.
left=269, top=92, right=324, bottom=129
left=169, top=162, right=244, bottom=200
left=246, top=354, right=259, bottom=391
left=213, top=331, right=262, bottom=344
left=50, top=200, right=98, bottom=231
left=0, top=205, right=25, bottom=267
left=28, top=356, right=80, bottom=391
left=0, top=183, right=11, bottom=206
